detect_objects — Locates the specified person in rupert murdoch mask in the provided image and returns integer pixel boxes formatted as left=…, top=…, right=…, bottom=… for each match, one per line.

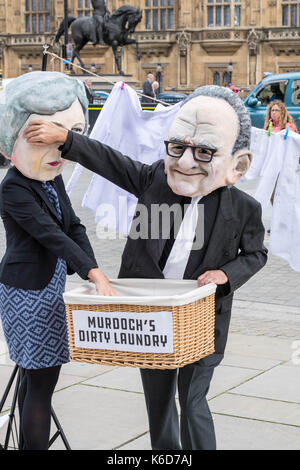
left=0, top=71, right=116, bottom=450
left=24, top=85, right=268, bottom=450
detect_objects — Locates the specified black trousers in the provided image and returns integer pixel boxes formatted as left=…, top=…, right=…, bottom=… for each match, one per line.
left=140, top=352, right=224, bottom=450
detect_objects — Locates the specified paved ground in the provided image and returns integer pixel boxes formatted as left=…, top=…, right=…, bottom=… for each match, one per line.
left=0, top=162, right=300, bottom=451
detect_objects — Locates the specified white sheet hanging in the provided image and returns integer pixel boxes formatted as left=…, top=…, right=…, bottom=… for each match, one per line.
left=244, top=127, right=273, bottom=181
left=245, top=127, right=300, bottom=272
left=269, top=132, right=300, bottom=272
left=253, top=131, right=285, bottom=212
left=66, top=82, right=181, bottom=235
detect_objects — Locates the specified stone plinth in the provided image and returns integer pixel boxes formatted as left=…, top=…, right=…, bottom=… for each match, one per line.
left=73, top=74, right=139, bottom=92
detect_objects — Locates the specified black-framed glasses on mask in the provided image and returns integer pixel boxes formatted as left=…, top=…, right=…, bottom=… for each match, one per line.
left=164, top=140, right=217, bottom=163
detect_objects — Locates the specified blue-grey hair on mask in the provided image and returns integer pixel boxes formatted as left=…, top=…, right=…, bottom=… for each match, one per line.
left=0, top=71, right=89, bottom=156
left=181, top=85, right=251, bottom=155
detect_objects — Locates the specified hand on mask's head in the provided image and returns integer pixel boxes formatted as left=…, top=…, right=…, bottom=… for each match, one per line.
left=164, top=95, right=251, bottom=197
left=10, top=99, right=85, bottom=182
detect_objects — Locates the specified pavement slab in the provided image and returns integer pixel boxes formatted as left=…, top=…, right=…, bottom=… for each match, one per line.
left=230, top=365, right=300, bottom=404
left=220, top=353, right=281, bottom=371
left=225, top=334, right=294, bottom=361
left=50, top=384, right=148, bottom=450
left=213, top=414, right=300, bottom=450
left=83, top=366, right=144, bottom=394
left=208, top=364, right=262, bottom=399
left=210, top=393, right=300, bottom=427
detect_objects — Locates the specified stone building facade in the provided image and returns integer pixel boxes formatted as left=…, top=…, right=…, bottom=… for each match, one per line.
left=0, top=0, right=300, bottom=91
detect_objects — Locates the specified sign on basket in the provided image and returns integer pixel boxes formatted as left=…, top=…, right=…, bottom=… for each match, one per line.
left=72, top=309, right=174, bottom=354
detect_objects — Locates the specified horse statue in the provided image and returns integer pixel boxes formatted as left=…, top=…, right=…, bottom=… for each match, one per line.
left=55, top=5, right=143, bottom=75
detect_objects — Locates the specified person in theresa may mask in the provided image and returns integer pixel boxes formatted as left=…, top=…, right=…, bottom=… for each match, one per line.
left=0, top=71, right=116, bottom=450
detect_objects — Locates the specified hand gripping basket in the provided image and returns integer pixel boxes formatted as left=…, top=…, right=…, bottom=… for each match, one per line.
left=63, top=279, right=216, bottom=370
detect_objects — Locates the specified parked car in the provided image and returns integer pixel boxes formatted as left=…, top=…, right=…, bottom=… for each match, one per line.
left=244, top=72, right=300, bottom=131
left=135, top=90, right=187, bottom=107
left=157, top=92, right=188, bottom=105
left=87, top=91, right=109, bottom=132
left=93, top=91, right=109, bottom=105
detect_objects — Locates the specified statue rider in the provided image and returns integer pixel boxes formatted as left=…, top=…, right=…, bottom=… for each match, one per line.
left=91, top=0, right=109, bottom=46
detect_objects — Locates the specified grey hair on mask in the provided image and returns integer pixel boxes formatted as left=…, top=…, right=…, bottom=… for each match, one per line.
left=0, top=71, right=89, bottom=156
left=182, top=85, right=251, bottom=155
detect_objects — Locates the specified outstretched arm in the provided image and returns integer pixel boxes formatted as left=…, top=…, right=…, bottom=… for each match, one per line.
left=24, top=121, right=158, bottom=198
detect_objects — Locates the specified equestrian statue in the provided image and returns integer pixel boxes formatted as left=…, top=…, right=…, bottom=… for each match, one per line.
left=54, top=1, right=142, bottom=75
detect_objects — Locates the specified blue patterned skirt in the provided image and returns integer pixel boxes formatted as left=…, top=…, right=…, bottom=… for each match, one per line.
left=0, top=258, right=69, bottom=369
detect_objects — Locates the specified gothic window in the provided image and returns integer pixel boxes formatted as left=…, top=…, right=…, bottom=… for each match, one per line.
left=207, top=0, right=241, bottom=27
left=213, top=72, right=220, bottom=85
left=78, top=0, right=92, bottom=17
left=223, top=71, right=230, bottom=84
left=145, top=0, right=176, bottom=30
left=25, top=0, right=50, bottom=33
left=282, top=0, right=299, bottom=27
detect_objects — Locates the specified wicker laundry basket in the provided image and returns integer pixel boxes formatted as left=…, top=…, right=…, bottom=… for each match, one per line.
left=63, top=279, right=216, bottom=370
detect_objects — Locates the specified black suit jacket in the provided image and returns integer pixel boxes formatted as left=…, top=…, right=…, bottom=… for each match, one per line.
left=0, top=166, right=98, bottom=290
left=142, top=79, right=155, bottom=104
left=61, top=131, right=268, bottom=353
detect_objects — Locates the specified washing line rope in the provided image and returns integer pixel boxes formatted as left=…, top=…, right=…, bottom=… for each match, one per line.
left=43, top=47, right=172, bottom=107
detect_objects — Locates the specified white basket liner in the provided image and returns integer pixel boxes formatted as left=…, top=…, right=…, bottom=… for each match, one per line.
left=63, top=279, right=217, bottom=307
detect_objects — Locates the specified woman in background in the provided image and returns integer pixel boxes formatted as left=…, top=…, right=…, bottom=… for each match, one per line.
left=264, top=100, right=297, bottom=210
left=264, top=100, right=297, bottom=133
left=152, top=80, right=159, bottom=99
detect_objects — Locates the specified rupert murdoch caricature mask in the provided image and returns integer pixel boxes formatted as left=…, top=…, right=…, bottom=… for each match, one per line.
left=164, top=86, right=252, bottom=198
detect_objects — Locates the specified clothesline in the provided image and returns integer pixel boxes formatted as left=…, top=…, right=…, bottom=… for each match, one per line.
left=43, top=46, right=172, bottom=107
